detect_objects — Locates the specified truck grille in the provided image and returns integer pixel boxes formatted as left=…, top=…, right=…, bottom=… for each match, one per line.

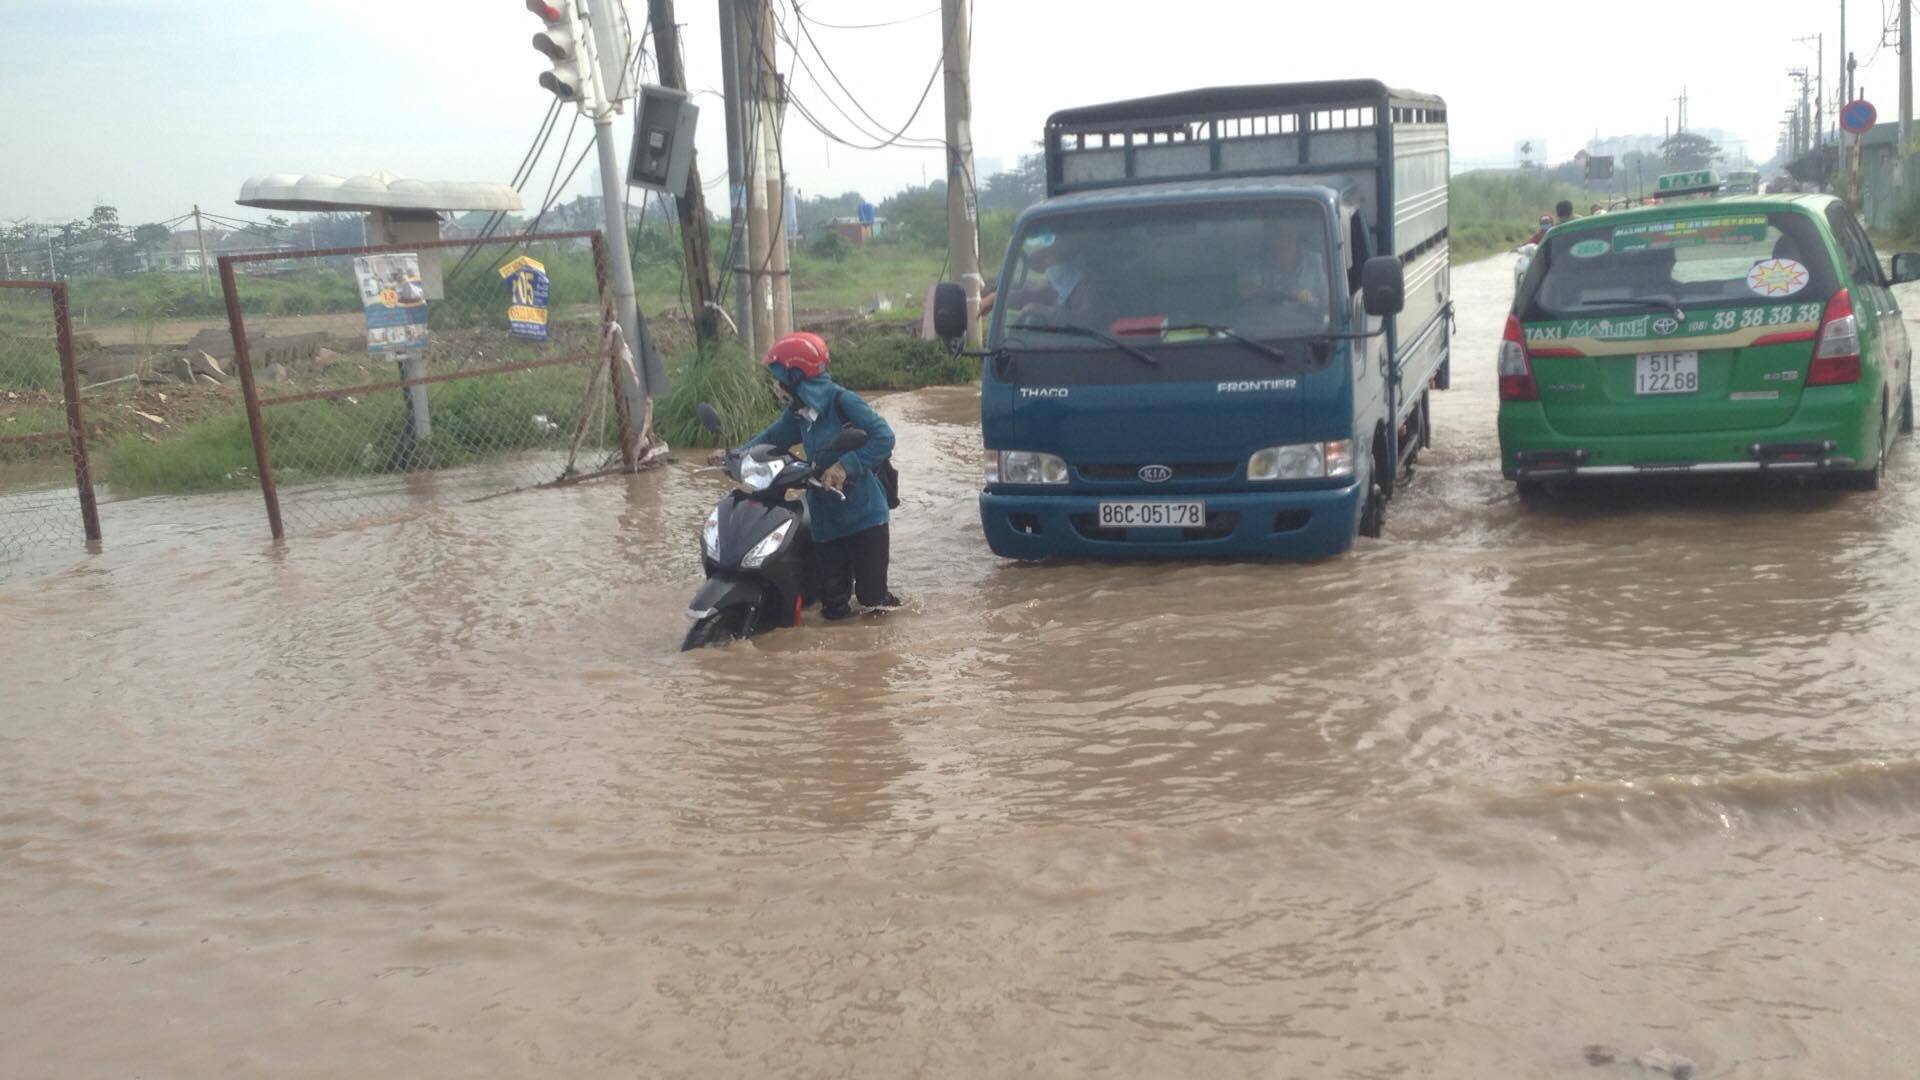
left=1077, top=461, right=1238, bottom=482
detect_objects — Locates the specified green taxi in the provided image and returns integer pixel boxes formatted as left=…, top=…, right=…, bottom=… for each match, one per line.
left=1500, top=177, right=1920, bottom=493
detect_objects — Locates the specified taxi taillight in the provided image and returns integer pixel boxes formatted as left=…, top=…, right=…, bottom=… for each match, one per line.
left=1808, top=289, right=1862, bottom=387
left=1498, top=313, right=1539, bottom=401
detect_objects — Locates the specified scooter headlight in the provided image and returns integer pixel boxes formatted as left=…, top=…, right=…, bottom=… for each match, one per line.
left=742, top=519, right=795, bottom=569
left=702, top=507, right=720, bottom=557
left=740, top=457, right=779, bottom=492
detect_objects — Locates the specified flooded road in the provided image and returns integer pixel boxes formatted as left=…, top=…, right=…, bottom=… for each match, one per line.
left=9, top=255, right=1920, bottom=1077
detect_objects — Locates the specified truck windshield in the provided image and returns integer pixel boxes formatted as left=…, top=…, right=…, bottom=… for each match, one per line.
left=993, top=200, right=1334, bottom=350
left=1522, top=211, right=1838, bottom=322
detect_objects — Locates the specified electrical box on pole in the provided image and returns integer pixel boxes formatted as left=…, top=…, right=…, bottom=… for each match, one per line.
left=627, top=86, right=700, bottom=194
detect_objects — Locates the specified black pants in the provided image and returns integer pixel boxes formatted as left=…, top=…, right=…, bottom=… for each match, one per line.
left=817, top=523, right=889, bottom=610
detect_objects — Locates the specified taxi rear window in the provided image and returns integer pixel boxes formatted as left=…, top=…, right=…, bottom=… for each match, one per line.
left=1521, top=212, right=1837, bottom=321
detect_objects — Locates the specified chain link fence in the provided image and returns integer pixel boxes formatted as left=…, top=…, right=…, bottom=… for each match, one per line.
left=1, top=281, right=100, bottom=564
left=219, top=231, right=634, bottom=536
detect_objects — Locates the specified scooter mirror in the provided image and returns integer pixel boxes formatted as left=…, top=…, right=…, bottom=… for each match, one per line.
left=746, top=443, right=780, bottom=461
left=697, top=402, right=723, bottom=433
left=826, top=426, right=870, bottom=453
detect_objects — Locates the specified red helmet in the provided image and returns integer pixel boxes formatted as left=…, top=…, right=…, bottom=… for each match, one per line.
left=761, top=331, right=830, bottom=379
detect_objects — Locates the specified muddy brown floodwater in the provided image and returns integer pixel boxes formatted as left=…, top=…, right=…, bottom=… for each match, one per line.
left=8, top=256, right=1920, bottom=1078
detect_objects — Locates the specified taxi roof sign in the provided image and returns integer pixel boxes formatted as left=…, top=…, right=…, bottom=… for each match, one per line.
left=1655, top=169, right=1722, bottom=196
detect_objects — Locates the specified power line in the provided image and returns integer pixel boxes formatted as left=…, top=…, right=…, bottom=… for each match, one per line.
left=787, top=2, right=947, bottom=149
left=792, top=3, right=938, bottom=30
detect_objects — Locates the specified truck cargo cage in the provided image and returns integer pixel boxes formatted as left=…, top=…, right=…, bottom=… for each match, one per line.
left=1044, top=80, right=1448, bottom=260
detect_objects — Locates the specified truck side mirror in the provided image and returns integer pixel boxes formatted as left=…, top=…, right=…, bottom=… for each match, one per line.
left=932, top=282, right=969, bottom=341
left=1893, top=253, right=1920, bottom=285
left=1361, top=255, right=1405, bottom=317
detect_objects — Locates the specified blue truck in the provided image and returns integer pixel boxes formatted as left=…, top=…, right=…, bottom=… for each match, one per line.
left=934, top=81, right=1451, bottom=558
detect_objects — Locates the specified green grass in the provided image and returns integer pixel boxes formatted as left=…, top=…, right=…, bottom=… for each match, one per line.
left=652, top=344, right=781, bottom=450
left=99, top=410, right=258, bottom=492
left=97, top=365, right=614, bottom=494
left=0, top=337, right=63, bottom=391
left=829, top=336, right=978, bottom=390
left=1450, top=170, right=1594, bottom=262
left=652, top=333, right=980, bottom=449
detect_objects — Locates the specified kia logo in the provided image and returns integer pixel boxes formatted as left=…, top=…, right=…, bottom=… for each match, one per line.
left=1138, top=464, right=1173, bottom=483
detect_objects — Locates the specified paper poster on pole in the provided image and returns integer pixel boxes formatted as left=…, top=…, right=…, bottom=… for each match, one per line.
left=498, top=255, right=551, bottom=341
left=352, top=254, right=429, bottom=355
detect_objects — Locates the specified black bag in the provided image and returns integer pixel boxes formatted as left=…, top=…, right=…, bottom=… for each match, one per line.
left=838, top=390, right=900, bottom=509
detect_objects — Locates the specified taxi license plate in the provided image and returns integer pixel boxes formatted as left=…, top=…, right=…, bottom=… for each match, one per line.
left=1635, top=352, right=1699, bottom=395
left=1098, top=501, right=1204, bottom=528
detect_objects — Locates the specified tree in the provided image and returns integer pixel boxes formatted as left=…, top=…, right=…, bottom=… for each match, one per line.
left=807, top=228, right=851, bottom=262
left=87, top=204, right=123, bottom=240
left=1661, top=132, right=1721, bottom=172
left=133, top=223, right=172, bottom=270
left=978, top=152, right=1046, bottom=213
left=877, top=181, right=948, bottom=247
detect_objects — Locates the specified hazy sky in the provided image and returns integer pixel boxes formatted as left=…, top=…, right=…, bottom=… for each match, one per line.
left=0, top=0, right=1887, bottom=227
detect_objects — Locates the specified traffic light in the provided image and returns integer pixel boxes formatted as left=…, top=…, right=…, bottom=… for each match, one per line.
left=527, top=0, right=595, bottom=107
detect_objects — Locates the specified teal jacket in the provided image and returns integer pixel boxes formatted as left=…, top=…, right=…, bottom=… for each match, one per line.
left=739, top=374, right=895, bottom=543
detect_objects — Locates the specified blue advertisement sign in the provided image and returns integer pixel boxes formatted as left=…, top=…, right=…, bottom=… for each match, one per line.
left=498, top=255, right=551, bottom=341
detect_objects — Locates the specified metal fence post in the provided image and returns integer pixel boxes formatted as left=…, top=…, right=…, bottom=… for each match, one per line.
left=49, top=283, right=101, bottom=544
left=220, top=256, right=285, bottom=540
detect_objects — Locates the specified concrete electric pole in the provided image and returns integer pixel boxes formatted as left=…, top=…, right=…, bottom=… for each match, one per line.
left=942, top=0, right=982, bottom=349
left=739, top=0, right=775, bottom=351
left=716, top=0, right=754, bottom=356
left=1904, top=0, right=1915, bottom=191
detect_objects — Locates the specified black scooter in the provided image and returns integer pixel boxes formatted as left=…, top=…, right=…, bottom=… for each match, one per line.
left=682, top=403, right=869, bottom=650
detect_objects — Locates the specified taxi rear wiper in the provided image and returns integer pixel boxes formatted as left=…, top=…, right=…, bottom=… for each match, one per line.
left=1005, top=322, right=1160, bottom=367
left=1573, top=297, right=1685, bottom=322
left=1162, top=323, right=1292, bottom=364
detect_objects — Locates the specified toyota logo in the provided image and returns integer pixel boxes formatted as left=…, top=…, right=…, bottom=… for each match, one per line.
left=1138, top=464, right=1173, bottom=483
left=1652, top=317, right=1680, bottom=336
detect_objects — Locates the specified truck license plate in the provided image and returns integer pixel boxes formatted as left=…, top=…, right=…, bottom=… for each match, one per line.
left=1635, top=352, right=1699, bottom=395
left=1098, top=501, right=1205, bottom=528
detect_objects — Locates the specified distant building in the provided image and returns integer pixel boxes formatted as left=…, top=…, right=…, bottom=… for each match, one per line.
left=826, top=217, right=872, bottom=244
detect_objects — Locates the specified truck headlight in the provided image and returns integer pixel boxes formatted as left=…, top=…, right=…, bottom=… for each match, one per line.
left=742, top=519, right=794, bottom=569
left=702, top=507, right=720, bottom=557
left=987, top=450, right=1069, bottom=485
left=1249, top=439, right=1354, bottom=481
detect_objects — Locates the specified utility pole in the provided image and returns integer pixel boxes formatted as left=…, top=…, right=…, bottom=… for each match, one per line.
left=1840, top=0, right=1848, bottom=105
left=759, top=0, right=792, bottom=339
left=716, top=0, right=754, bottom=355
left=740, top=0, right=774, bottom=350
left=193, top=205, right=212, bottom=297
left=942, top=0, right=982, bottom=348
left=648, top=0, right=720, bottom=346
left=1904, top=0, right=1915, bottom=192
left=1798, top=34, right=1825, bottom=147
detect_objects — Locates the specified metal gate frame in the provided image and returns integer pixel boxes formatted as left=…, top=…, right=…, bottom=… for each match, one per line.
left=0, top=279, right=103, bottom=545
left=217, top=230, right=633, bottom=540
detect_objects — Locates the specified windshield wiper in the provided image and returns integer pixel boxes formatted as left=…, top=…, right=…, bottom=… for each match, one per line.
left=1161, top=323, right=1293, bottom=364
left=1572, top=297, right=1685, bottom=322
left=1005, top=322, right=1160, bottom=367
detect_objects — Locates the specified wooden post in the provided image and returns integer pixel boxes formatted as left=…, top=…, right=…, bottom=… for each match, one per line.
left=649, top=0, right=721, bottom=345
